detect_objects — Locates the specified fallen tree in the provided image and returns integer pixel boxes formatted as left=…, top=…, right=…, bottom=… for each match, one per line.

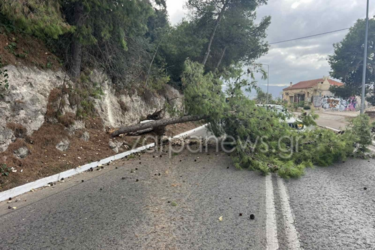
left=111, top=115, right=205, bottom=137
left=115, top=60, right=374, bottom=178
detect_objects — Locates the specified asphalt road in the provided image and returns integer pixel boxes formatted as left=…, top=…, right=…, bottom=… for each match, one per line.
left=0, top=147, right=267, bottom=250
left=281, top=159, right=375, bottom=250
left=0, top=128, right=374, bottom=249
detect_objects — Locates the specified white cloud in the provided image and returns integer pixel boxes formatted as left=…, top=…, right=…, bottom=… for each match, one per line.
left=253, top=0, right=373, bottom=98
left=260, top=83, right=291, bottom=87
left=166, top=0, right=188, bottom=25
left=165, top=0, right=371, bottom=99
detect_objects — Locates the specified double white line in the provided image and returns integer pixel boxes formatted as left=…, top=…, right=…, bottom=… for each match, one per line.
left=266, top=174, right=301, bottom=250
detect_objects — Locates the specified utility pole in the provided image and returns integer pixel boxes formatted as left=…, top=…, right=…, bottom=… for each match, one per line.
left=361, top=0, right=370, bottom=114
left=266, top=64, right=270, bottom=104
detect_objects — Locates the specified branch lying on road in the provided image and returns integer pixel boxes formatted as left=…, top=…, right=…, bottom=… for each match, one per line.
left=111, top=115, right=206, bottom=137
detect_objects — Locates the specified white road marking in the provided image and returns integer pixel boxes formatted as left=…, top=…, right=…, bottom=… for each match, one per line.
left=277, top=177, right=301, bottom=250
left=266, top=174, right=279, bottom=250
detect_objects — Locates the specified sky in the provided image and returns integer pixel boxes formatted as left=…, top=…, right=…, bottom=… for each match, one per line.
left=166, top=0, right=375, bottom=99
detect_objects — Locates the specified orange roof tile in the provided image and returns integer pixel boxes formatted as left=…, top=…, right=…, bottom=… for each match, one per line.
left=283, top=78, right=343, bottom=90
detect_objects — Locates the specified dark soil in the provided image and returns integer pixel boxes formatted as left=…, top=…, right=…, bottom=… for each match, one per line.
left=0, top=121, right=200, bottom=191
left=0, top=32, right=60, bottom=70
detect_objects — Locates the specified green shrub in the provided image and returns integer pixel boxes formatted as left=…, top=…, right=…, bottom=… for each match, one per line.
left=0, top=164, right=11, bottom=177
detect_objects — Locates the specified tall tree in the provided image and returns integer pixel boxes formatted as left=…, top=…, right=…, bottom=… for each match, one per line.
left=255, top=88, right=272, bottom=104
left=187, top=0, right=268, bottom=66
left=204, top=8, right=270, bottom=73
left=329, top=18, right=375, bottom=103
left=60, top=0, right=154, bottom=78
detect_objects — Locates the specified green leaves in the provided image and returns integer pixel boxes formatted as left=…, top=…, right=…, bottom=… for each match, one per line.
left=0, top=164, right=11, bottom=177
left=329, top=17, right=375, bottom=98
left=0, top=0, right=71, bottom=39
left=183, top=59, right=226, bottom=121
left=181, top=59, right=373, bottom=178
left=350, top=114, right=373, bottom=153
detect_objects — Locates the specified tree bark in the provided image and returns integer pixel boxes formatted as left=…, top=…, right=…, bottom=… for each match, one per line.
left=145, top=42, right=161, bottom=86
left=69, top=2, right=84, bottom=78
left=215, top=46, right=227, bottom=72
left=111, top=115, right=206, bottom=137
left=202, top=0, right=230, bottom=66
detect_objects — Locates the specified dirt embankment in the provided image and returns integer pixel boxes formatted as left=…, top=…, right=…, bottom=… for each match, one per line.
left=0, top=32, right=60, bottom=70
left=0, top=120, right=200, bottom=191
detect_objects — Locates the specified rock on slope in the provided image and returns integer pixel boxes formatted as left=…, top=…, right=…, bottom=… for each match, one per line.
left=0, top=65, right=182, bottom=153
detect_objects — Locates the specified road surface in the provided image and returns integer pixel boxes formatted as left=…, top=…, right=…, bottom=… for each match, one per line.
left=0, top=128, right=374, bottom=249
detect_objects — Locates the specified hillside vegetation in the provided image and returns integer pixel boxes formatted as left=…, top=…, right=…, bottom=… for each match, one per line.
left=0, top=0, right=373, bottom=182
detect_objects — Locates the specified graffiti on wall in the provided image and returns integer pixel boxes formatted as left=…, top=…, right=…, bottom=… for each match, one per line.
left=313, top=96, right=358, bottom=111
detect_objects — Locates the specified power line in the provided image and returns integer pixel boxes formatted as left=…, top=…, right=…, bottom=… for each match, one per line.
left=269, top=28, right=350, bottom=45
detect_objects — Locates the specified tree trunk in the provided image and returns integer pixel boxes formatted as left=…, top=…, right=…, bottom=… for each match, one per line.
left=215, top=46, right=227, bottom=72
left=202, top=0, right=230, bottom=66
left=111, top=115, right=206, bottom=137
left=146, top=42, right=161, bottom=86
left=69, top=2, right=84, bottom=78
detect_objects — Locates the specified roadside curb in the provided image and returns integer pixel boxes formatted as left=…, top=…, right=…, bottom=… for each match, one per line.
left=320, top=125, right=375, bottom=153
left=317, top=125, right=342, bottom=132
left=0, top=124, right=208, bottom=203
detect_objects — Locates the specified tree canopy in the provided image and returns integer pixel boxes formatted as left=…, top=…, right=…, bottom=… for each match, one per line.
left=329, top=18, right=375, bottom=104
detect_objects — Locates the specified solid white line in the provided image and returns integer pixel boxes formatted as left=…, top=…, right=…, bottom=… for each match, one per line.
left=0, top=125, right=209, bottom=203
left=172, top=124, right=208, bottom=139
left=266, top=174, right=279, bottom=250
left=277, top=177, right=301, bottom=250
left=319, top=125, right=341, bottom=132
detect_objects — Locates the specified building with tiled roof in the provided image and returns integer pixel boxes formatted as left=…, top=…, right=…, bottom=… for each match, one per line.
left=282, top=76, right=343, bottom=104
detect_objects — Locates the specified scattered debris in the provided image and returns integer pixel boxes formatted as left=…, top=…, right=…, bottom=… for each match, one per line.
left=13, top=147, right=29, bottom=159
left=81, top=131, right=90, bottom=141
left=108, top=140, right=117, bottom=150
left=218, top=216, right=223, bottom=221
left=171, top=201, right=177, bottom=206
left=56, top=139, right=70, bottom=152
